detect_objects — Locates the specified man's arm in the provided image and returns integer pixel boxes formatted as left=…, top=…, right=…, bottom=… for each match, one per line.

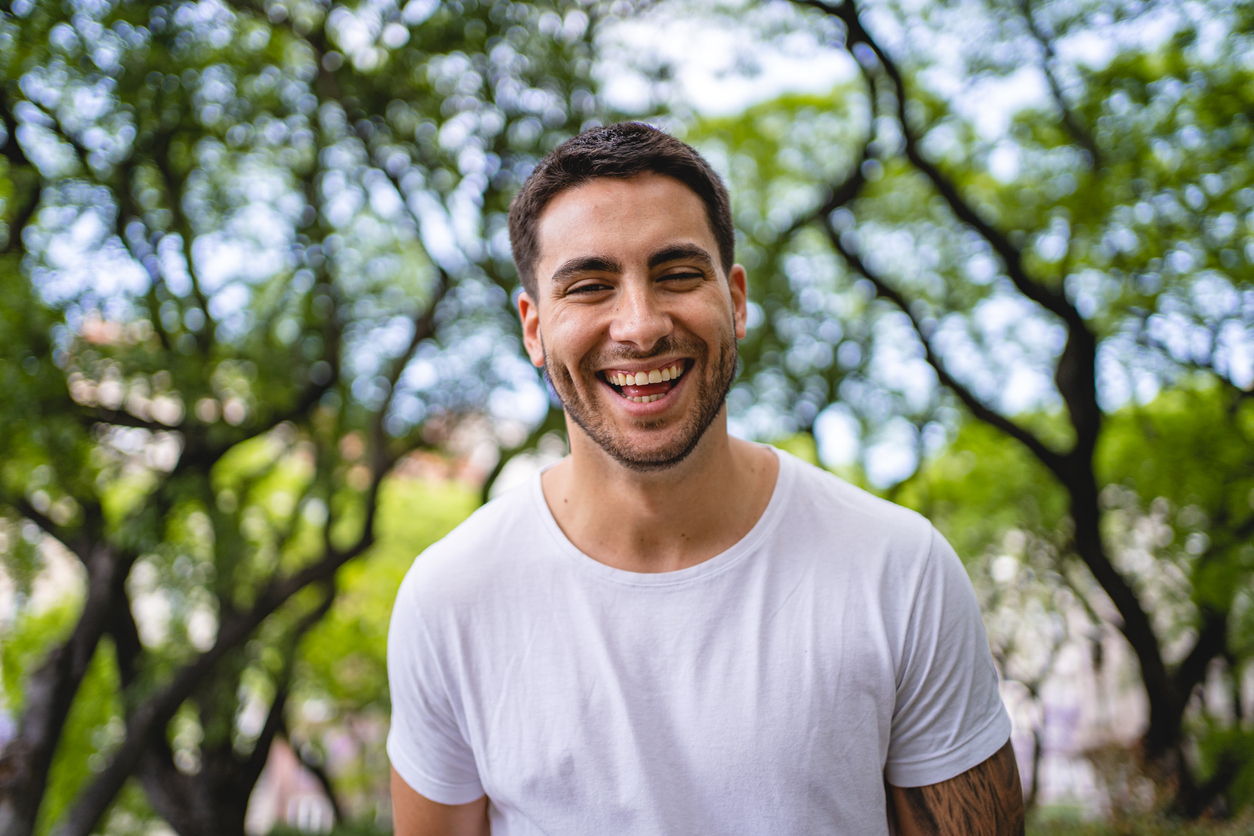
left=391, top=766, right=490, bottom=836
left=888, top=740, right=1024, bottom=836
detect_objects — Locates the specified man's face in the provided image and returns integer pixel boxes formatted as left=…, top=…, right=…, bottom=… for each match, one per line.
left=518, top=173, right=747, bottom=472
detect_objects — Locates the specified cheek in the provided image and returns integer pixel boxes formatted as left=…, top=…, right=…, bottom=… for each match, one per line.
left=547, top=312, right=603, bottom=350
left=689, top=300, right=737, bottom=339
left=540, top=322, right=595, bottom=370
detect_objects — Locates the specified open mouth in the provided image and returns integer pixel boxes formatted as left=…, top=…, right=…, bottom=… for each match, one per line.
left=600, top=361, right=690, bottom=404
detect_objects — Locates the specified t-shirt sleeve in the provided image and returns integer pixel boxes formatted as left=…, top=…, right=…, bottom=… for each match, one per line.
left=386, top=570, right=486, bottom=805
left=884, top=527, right=1012, bottom=787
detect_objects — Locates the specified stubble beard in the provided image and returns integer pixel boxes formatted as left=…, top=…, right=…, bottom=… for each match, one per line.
left=543, top=332, right=738, bottom=473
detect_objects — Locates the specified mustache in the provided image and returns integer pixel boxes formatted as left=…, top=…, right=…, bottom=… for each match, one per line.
left=581, top=335, right=704, bottom=370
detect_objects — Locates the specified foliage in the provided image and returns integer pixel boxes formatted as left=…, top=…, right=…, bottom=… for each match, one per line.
left=0, top=0, right=615, bottom=831
left=682, top=0, right=1254, bottom=815
left=1, top=601, right=79, bottom=717
left=1028, top=807, right=1254, bottom=835
left=288, top=477, right=477, bottom=815
left=2, top=0, right=1253, bottom=829
left=1098, top=383, right=1254, bottom=639
left=896, top=419, right=1070, bottom=565
left=3, top=605, right=120, bottom=836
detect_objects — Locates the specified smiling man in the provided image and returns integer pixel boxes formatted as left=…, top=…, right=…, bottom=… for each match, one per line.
left=387, top=123, right=1024, bottom=836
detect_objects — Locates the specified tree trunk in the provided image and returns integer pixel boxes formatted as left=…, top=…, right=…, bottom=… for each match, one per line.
left=138, top=740, right=254, bottom=836
left=0, top=547, right=123, bottom=836
left=133, top=589, right=331, bottom=836
left=289, top=735, right=344, bottom=825
left=1027, top=725, right=1043, bottom=812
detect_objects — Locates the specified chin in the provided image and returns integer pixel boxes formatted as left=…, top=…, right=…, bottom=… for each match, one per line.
left=576, top=414, right=715, bottom=473
left=605, top=443, right=701, bottom=473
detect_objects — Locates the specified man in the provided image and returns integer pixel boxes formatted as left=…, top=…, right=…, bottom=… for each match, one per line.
left=387, top=123, right=1024, bottom=835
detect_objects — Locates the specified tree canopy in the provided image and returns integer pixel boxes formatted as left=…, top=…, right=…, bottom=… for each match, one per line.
left=709, top=0, right=1254, bottom=816
left=0, top=0, right=609, bottom=832
left=1, top=0, right=1253, bottom=832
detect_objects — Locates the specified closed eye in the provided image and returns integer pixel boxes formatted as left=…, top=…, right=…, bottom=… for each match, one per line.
left=566, top=281, right=613, bottom=295
left=660, top=272, right=704, bottom=284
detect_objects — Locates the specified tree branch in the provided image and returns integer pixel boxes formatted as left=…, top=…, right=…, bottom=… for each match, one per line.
left=1170, top=609, right=1227, bottom=703
left=0, top=95, right=32, bottom=170
left=287, top=734, right=345, bottom=825
left=779, top=93, right=877, bottom=245
left=75, top=404, right=182, bottom=433
left=797, top=0, right=1104, bottom=462
left=149, top=132, right=217, bottom=347
left=1016, top=0, right=1102, bottom=167
left=26, top=101, right=93, bottom=175
left=373, top=266, right=447, bottom=446
left=354, top=262, right=448, bottom=526
left=479, top=405, right=566, bottom=505
left=111, top=159, right=176, bottom=352
left=240, top=583, right=336, bottom=791
left=0, top=546, right=132, bottom=836
left=1059, top=557, right=1108, bottom=636
left=0, top=94, right=41, bottom=255
left=51, top=462, right=388, bottom=836
left=5, top=495, right=90, bottom=566
left=105, top=581, right=144, bottom=696
left=799, top=0, right=1077, bottom=323
left=797, top=0, right=1184, bottom=786
left=820, top=217, right=1068, bottom=477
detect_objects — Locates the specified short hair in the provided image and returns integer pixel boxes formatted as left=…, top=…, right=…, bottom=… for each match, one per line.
left=508, top=122, right=735, bottom=299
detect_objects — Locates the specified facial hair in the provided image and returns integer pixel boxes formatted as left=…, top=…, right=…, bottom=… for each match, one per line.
left=543, top=332, right=738, bottom=473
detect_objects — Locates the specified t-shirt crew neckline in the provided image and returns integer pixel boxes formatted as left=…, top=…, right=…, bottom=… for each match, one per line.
left=529, top=445, right=796, bottom=587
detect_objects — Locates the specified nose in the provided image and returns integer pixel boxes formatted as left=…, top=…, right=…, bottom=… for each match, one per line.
left=608, top=280, right=672, bottom=351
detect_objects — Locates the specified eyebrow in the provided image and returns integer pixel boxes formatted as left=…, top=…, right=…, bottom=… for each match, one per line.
left=547, top=244, right=717, bottom=287
left=648, top=244, right=715, bottom=270
left=549, top=255, right=623, bottom=285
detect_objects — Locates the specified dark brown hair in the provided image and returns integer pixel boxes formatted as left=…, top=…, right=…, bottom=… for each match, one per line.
left=508, top=122, right=735, bottom=298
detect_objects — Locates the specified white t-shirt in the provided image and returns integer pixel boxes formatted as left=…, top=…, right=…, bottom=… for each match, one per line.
left=387, top=449, right=1010, bottom=835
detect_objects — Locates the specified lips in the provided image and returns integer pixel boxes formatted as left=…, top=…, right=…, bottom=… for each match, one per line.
left=600, top=361, right=689, bottom=404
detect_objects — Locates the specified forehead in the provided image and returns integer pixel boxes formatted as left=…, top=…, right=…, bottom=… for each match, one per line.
left=534, top=174, right=716, bottom=276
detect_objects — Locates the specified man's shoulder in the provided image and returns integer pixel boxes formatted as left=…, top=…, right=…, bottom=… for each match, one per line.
left=396, top=477, right=548, bottom=608
left=774, top=451, right=972, bottom=640
left=777, top=450, right=934, bottom=547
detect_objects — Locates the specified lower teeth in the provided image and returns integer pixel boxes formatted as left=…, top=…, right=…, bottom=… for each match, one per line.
left=629, top=394, right=662, bottom=403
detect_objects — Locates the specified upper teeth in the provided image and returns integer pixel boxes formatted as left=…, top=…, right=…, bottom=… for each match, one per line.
left=606, top=364, right=685, bottom=387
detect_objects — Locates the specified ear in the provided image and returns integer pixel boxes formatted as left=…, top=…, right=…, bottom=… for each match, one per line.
left=518, top=291, right=546, bottom=368
left=728, top=264, right=748, bottom=340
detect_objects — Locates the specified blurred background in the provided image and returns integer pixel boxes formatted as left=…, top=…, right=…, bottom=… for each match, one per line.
left=0, top=0, right=1252, bottom=833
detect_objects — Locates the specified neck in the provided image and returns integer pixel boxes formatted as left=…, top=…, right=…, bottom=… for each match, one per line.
left=541, top=411, right=779, bottom=573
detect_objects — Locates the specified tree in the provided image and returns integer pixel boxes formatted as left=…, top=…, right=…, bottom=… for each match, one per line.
left=895, top=419, right=1079, bottom=812
left=285, top=476, right=480, bottom=825
left=693, top=0, right=1253, bottom=814
left=0, top=0, right=610, bottom=833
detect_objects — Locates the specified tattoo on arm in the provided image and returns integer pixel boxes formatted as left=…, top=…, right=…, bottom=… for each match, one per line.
left=891, top=740, right=1025, bottom=836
